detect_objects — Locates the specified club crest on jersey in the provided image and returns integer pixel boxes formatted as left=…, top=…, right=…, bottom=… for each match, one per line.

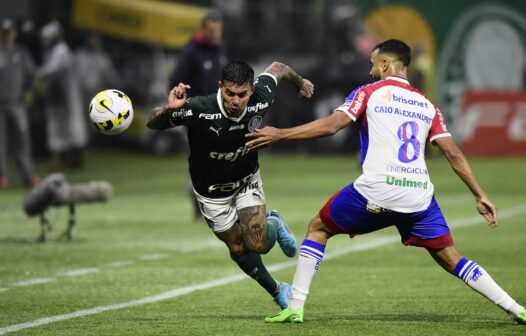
left=248, top=116, right=262, bottom=131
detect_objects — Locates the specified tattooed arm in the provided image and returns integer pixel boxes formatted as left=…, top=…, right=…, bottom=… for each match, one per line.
left=264, top=62, right=314, bottom=99
left=146, top=83, right=190, bottom=130
left=146, top=106, right=171, bottom=130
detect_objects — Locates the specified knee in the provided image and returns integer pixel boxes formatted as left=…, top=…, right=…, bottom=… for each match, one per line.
left=242, top=219, right=274, bottom=255
left=227, top=242, right=247, bottom=261
left=258, top=242, right=272, bottom=254
left=244, top=239, right=269, bottom=255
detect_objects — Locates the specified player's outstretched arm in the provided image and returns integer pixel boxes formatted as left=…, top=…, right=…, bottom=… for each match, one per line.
left=264, top=62, right=314, bottom=99
left=147, top=83, right=190, bottom=130
left=246, top=111, right=351, bottom=150
left=434, top=136, right=498, bottom=227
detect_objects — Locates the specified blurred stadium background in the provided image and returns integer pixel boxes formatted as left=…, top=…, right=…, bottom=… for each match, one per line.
left=1, top=0, right=525, bottom=156
left=1, top=0, right=526, bottom=335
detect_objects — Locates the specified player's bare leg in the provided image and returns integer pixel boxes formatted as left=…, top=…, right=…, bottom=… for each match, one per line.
left=237, top=205, right=294, bottom=307
left=427, top=245, right=461, bottom=273
left=214, top=220, right=271, bottom=284
left=304, top=213, right=335, bottom=245
left=214, top=220, right=246, bottom=258
left=428, top=246, right=525, bottom=324
left=215, top=206, right=291, bottom=308
left=238, top=205, right=272, bottom=253
left=237, top=205, right=297, bottom=257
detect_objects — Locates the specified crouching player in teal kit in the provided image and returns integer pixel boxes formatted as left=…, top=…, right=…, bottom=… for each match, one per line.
left=147, top=60, right=314, bottom=308
left=247, top=39, right=526, bottom=324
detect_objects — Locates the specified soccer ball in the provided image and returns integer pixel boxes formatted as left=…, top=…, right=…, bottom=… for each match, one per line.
left=89, top=89, right=134, bottom=135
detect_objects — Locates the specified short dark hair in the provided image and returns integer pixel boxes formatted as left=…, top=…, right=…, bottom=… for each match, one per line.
left=220, top=61, right=254, bottom=86
left=373, top=39, right=411, bottom=66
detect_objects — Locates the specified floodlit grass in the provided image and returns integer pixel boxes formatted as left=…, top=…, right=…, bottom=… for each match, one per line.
left=0, top=149, right=525, bottom=335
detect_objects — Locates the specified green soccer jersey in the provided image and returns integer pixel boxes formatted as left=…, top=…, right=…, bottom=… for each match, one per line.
left=167, top=73, right=277, bottom=198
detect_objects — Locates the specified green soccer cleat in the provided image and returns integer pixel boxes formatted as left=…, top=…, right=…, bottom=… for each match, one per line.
left=265, top=308, right=304, bottom=323
left=514, top=310, right=526, bottom=325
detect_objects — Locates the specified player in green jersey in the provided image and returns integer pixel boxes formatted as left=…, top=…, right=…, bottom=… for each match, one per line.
left=147, top=60, right=314, bottom=308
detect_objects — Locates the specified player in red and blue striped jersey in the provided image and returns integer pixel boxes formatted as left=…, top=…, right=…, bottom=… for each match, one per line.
left=247, top=39, right=526, bottom=324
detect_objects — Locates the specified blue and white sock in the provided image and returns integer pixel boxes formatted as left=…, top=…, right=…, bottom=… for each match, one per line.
left=289, top=239, right=326, bottom=310
left=454, top=258, right=524, bottom=316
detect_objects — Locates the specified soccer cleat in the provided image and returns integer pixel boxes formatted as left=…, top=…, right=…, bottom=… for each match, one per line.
left=268, top=209, right=297, bottom=257
left=265, top=308, right=304, bottom=323
left=273, top=282, right=292, bottom=309
left=513, top=310, right=526, bottom=325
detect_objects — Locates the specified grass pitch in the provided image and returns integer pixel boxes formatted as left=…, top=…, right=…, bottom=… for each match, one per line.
left=0, top=148, right=525, bottom=335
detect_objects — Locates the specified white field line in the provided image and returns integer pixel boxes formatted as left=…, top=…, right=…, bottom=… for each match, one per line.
left=0, top=193, right=489, bottom=292
left=106, top=260, right=136, bottom=268
left=58, top=268, right=98, bottom=277
left=12, top=278, right=53, bottom=287
left=1, top=203, right=525, bottom=335
left=1, top=240, right=224, bottom=291
left=138, top=253, right=170, bottom=261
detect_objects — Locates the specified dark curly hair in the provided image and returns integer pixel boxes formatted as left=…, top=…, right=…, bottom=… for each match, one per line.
left=220, top=61, right=254, bottom=86
left=373, top=39, right=411, bottom=66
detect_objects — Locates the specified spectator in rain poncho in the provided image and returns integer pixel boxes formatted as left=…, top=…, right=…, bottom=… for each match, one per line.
left=36, top=21, right=88, bottom=170
left=74, top=33, right=119, bottom=110
left=0, top=19, right=40, bottom=188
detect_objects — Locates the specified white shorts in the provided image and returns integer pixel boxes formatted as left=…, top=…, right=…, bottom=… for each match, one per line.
left=193, top=170, right=266, bottom=232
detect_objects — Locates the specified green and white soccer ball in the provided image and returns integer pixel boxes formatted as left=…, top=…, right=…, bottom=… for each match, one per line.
left=89, top=89, right=134, bottom=135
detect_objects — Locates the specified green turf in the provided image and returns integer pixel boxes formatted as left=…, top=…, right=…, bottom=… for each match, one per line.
left=0, top=149, right=525, bottom=335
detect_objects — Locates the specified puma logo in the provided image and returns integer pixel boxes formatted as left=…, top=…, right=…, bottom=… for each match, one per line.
left=209, top=126, right=221, bottom=136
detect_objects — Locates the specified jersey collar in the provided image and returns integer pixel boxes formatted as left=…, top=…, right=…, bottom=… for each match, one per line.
left=216, top=89, right=248, bottom=123
left=385, top=76, right=410, bottom=85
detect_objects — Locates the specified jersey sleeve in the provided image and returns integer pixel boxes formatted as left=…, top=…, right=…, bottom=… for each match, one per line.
left=167, top=96, right=203, bottom=127
left=428, top=106, right=451, bottom=142
left=252, top=73, right=278, bottom=104
left=335, top=85, right=369, bottom=121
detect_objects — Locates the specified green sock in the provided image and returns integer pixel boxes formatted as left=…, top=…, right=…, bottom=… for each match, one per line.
left=235, top=252, right=278, bottom=295
left=266, top=215, right=278, bottom=251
